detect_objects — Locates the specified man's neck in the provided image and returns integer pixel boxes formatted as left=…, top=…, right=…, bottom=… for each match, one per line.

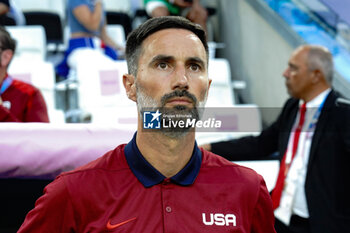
left=302, top=84, right=330, bottom=103
left=136, top=127, right=196, bottom=178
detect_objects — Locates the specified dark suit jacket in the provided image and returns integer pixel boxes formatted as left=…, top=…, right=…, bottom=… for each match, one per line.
left=211, top=90, right=350, bottom=233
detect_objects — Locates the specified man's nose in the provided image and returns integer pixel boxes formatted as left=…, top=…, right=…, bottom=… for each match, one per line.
left=172, top=64, right=189, bottom=90
left=283, top=67, right=290, bottom=79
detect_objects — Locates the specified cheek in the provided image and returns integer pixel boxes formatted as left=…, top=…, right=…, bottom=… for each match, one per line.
left=192, top=77, right=209, bottom=100
left=138, top=65, right=171, bottom=87
left=199, top=88, right=208, bottom=101
left=136, top=77, right=167, bottom=102
left=289, top=74, right=299, bottom=86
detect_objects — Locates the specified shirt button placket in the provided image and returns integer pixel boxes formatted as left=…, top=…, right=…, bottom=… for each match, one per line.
left=162, top=179, right=176, bottom=233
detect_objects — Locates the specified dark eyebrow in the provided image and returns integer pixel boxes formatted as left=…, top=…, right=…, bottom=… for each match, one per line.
left=187, top=57, right=206, bottom=69
left=288, top=62, right=298, bottom=69
left=150, top=55, right=174, bottom=65
left=149, top=55, right=206, bottom=69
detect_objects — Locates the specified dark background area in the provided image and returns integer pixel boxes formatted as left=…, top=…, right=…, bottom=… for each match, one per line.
left=0, top=179, right=52, bottom=233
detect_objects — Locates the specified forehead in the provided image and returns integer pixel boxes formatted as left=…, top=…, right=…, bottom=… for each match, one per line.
left=289, top=47, right=309, bottom=65
left=140, top=28, right=207, bottom=60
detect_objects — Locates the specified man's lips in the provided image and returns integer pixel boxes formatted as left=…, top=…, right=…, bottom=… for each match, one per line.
left=166, top=97, right=193, bottom=105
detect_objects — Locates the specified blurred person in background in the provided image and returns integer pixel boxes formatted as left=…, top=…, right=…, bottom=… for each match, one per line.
left=202, top=45, right=350, bottom=233
left=0, top=0, right=25, bottom=26
left=144, top=0, right=208, bottom=34
left=56, top=0, right=124, bottom=79
left=0, top=26, right=49, bottom=122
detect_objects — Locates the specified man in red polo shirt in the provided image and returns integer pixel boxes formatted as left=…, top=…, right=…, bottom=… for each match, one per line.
left=0, top=26, right=49, bottom=122
left=18, top=16, right=275, bottom=232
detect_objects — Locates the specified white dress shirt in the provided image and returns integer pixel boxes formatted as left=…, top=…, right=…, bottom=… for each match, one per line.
left=275, top=88, right=331, bottom=224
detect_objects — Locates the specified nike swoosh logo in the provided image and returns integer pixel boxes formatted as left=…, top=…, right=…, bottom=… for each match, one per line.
left=106, top=217, right=137, bottom=230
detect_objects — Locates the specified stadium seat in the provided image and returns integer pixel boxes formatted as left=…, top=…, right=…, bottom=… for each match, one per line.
left=24, top=11, right=64, bottom=51
left=206, top=58, right=235, bottom=106
left=75, top=59, right=137, bottom=125
left=106, top=11, right=132, bottom=38
left=12, top=0, right=66, bottom=20
left=104, top=0, right=132, bottom=13
left=106, top=24, right=126, bottom=46
left=5, top=25, right=46, bottom=61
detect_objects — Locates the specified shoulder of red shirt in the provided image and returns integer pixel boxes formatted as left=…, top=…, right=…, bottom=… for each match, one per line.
left=10, top=79, right=40, bottom=96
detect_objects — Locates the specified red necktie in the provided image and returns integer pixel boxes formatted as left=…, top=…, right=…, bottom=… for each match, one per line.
left=271, top=103, right=307, bottom=209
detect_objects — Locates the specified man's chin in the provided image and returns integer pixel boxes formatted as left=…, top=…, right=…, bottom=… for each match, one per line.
left=162, top=105, right=194, bottom=114
left=160, top=127, right=193, bottom=139
left=286, top=88, right=293, bottom=97
left=287, top=90, right=299, bottom=99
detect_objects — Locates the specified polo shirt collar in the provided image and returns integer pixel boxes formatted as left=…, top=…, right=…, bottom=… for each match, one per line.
left=124, top=132, right=202, bottom=188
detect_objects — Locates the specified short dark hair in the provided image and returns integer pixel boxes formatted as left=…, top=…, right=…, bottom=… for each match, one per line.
left=125, top=16, right=208, bottom=76
left=0, top=26, right=16, bottom=52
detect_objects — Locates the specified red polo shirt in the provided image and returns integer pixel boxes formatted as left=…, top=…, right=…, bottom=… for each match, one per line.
left=18, top=133, right=275, bottom=233
left=0, top=78, right=49, bottom=122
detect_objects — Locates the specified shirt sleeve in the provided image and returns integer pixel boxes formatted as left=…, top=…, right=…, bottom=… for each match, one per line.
left=17, top=176, right=76, bottom=233
left=210, top=119, right=280, bottom=161
left=69, top=0, right=88, bottom=9
left=251, top=177, right=276, bottom=233
left=24, top=88, right=50, bottom=123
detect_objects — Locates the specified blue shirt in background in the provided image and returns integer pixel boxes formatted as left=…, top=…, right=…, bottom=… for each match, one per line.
left=68, top=0, right=105, bottom=36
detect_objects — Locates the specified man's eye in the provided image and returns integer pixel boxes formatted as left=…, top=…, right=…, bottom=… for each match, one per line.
left=189, top=64, right=200, bottom=71
left=157, top=62, right=168, bottom=69
left=289, top=65, right=298, bottom=72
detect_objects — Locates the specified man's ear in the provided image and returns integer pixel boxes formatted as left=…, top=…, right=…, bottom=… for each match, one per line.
left=123, top=74, right=137, bottom=102
left=311, top=69, right=322, bottom=83
left=206, top=78, right=212, bottom=98
left=1, top=49, right=13, bottom=67
left=208, top=78, right=212, bottom=89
